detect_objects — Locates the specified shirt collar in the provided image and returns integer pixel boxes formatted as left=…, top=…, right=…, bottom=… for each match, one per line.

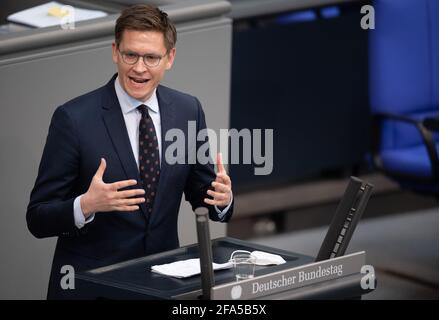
left=114, top=75, right=159, bottom=115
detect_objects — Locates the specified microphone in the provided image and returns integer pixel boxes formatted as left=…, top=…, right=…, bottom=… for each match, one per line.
left=195, top=207, right=215, bottom=300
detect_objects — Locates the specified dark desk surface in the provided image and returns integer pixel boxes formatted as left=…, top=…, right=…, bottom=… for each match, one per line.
left=75, top=237, right=315, bottom=299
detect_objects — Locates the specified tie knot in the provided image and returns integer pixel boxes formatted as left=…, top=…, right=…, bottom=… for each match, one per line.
left=137, top=104, right=149, bottom=117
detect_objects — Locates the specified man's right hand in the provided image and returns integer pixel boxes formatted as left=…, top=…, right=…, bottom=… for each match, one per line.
left=80, top=158, right=145, bottom=218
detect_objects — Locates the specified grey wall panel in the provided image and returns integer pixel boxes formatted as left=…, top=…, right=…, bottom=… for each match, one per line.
left=0, top=16, right=231, bottom=299
left=0, top=42, right=116, bottom=300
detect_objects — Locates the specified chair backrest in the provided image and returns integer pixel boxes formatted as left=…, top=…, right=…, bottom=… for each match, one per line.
left=369, top=0, right=439, bottom=149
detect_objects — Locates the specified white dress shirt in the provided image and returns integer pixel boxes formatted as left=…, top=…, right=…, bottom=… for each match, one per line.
left=73, top=76, right=231, bottom=228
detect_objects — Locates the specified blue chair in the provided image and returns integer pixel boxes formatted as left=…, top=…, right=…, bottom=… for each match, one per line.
left=369, top=0, right=439, bottom=193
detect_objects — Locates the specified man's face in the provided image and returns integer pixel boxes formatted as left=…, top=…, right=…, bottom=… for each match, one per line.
left=112, top=29, right=175, bottom=101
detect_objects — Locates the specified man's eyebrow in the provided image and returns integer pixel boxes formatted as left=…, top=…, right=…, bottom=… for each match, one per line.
left=123, top=49, right=161, bottom=56
left=123, top=49, right=140, bottom=54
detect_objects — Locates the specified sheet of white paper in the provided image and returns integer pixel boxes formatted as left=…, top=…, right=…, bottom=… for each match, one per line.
left=7, top=1, right=107, bottom=28
left=151, top=258, right=233, bottom=278
left=151, top=250, right=287, bottom=279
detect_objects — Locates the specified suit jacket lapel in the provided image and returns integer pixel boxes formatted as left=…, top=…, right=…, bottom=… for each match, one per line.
left=101, top=75, right=147, bottom=216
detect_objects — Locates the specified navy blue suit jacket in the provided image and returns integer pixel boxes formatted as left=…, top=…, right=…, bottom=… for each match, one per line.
left=26, top=74, right=233, bottom=299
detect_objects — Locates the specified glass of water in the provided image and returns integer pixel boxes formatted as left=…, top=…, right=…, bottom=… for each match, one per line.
left=230, top=251, right=256, bottom=281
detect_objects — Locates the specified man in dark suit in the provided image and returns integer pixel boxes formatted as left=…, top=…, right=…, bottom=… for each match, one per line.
left=26, top=4, right=233, bottom=299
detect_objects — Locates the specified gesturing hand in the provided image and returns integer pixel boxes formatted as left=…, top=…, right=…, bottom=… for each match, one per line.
left=204, top=153, right=232, bottom=208
left=80, top=158, right=145, bottom=218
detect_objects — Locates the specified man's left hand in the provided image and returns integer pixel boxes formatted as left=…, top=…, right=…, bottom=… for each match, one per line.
left=204, top=153, right=232, bottom=208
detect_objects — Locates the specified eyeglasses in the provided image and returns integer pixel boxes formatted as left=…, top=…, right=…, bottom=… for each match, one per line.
left=118, top=48, right=165, bottom=68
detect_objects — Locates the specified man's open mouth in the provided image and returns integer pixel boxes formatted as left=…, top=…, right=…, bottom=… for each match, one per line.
left=129, top=77, right=150, bottom=84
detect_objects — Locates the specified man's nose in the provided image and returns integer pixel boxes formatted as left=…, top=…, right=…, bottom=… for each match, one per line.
left=133, top=57, right=148, bottom=73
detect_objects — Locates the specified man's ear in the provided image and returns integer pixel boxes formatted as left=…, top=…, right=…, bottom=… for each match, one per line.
left=165, top=47, right=176, bottom=70
left=111, top=42, right=118, bottom=64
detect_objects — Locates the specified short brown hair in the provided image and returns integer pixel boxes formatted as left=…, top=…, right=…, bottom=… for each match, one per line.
left=115, top=4, right=177, bottom=52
